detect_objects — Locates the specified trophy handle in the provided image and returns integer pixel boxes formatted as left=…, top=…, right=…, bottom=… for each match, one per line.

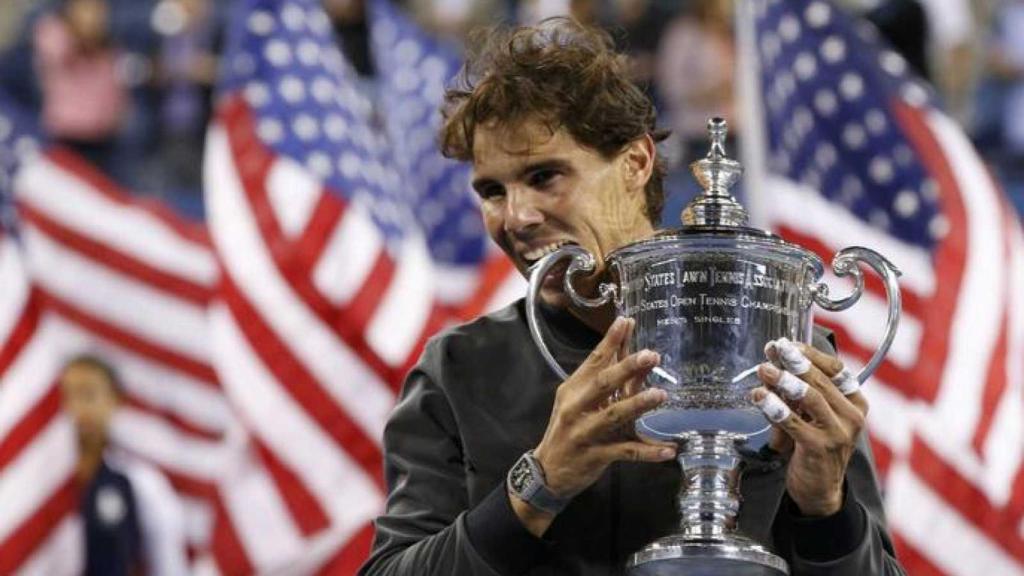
left=810, top=246, right=902, bottom=384
left=526, top=245, right=618, bottom=380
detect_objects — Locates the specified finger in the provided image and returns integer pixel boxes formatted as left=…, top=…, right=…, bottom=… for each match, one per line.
left=588, top=350, right=660, bottom=404
left=768, top=427, right=795, bottom=456
left=795, top=342, right=844, bottom=377
left=602, top=441, right=677, bottom=464
left=772, top=339, right=863, bottom=424
left=578, top=316, right=630, bottom=374
left=617, top=318, right=634, bottom=363
left=590, top=387, right=667, bottom=433
left=795, top=342, right=870, bottom=415
left=759, top=363, right=841, bottom=429
left=752, top=388, right=815, bottom=444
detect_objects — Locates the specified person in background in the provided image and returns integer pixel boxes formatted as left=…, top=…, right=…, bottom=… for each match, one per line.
left=32, top=0, right=128, bottom=174
left=59, top=354, right=188, bottom=576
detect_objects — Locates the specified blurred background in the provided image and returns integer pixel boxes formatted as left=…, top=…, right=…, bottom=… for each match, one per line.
left=2, top=0, right=1020, bottom=225
left=2, top=1, right=1023, bottom=575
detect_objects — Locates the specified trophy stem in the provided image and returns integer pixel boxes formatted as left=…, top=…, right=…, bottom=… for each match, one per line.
left=627, top=430, right=788, bottom=575
left=676, top=432, right=744, bottom=539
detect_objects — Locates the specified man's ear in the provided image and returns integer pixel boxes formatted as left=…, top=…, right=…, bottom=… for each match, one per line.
left=621, top=134, right=656, bottom=193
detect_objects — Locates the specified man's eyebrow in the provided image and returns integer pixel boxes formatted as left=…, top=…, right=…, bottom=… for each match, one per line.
left=471, top=159, right=572, bottom=194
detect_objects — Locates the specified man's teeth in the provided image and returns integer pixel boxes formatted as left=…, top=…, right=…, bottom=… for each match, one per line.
left=524, top=241, right=571, bottom=261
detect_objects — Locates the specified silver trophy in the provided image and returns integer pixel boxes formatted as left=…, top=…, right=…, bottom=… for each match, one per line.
left=526, top=118, right=901, bottom=575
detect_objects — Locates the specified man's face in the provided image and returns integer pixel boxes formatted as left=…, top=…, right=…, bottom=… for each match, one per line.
left=60, top=363, right=119, bottom=448
left=472, top=120, right=655, bottom=307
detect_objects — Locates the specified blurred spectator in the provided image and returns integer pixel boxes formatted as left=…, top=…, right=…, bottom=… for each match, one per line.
left=33, top=0, right=128, bottom=174
left=151, top=0, right=219, bottom=211
left=841, top=0, right=931, bottom=80
left=988, top=0, right=1024, bottom=214
left=611, top=0, right=675, bottom=89
left=656, top=0, right=735, bottom=164
left=326, top=0, right=374, bottom=77
left=59, top=354, right=188, bottom=576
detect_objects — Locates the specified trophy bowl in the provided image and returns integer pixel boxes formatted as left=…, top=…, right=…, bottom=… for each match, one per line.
left=526, top=119, right=901, bottom=575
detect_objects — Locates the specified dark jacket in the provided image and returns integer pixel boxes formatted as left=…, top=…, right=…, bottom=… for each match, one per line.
left=361, top=299, right=906, bottom=575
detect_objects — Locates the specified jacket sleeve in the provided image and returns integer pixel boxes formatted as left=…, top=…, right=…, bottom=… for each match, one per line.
left=359, top=340, right=549, bottom=576
left=774, top=432, right=907, bottom=576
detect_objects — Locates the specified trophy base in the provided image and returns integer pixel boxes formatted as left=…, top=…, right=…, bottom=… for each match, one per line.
left=627, top=533, right=788, bottom=576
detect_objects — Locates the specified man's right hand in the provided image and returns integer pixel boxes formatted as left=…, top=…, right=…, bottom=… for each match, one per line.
left=510, top=316, right=677, bottom=536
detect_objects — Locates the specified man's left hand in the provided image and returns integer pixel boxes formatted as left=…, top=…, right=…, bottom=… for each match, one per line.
left=752, top=339, right=869, bottom=517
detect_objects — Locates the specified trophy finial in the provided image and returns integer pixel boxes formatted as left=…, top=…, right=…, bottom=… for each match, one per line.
left=681, top=117, right=749, bottom=227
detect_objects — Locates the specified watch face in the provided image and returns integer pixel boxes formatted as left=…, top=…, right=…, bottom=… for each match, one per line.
left=509, top=457, right=532, bottom=494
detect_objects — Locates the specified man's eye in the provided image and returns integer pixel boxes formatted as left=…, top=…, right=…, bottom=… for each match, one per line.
left=528, top=170, right=559, bottom=188
left=478, top=185, right=505, bottom=200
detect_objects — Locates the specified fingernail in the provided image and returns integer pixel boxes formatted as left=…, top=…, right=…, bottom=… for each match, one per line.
left=776, top=338, right=811, bottom=375
left=832, top=368, right=859, bottom=395
left=761, top=362, right=780, bottom=379
left=755, top=391, right=792, bottom=423
left=775, top=371, right=808, bottom=400
left=659, top=447, right=676, bottom=459
left=639, top=350, right=659, bottom=367
left=644, top=388, right=667, bottom=402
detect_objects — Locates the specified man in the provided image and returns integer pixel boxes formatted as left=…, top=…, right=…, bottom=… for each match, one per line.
left=59, top=355, right=188, bottom=576
left=360, top=18, right=905, bottom=575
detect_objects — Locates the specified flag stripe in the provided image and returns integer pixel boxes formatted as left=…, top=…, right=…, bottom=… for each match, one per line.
left=253, top=438, right=331, bottom=536
left=45, top=149, right=211, bottom=247
left=0, top=289, right=41, bottom=377
left=42, top=291, right=218, bottom=385
left=0, top=475, right=77, bottom=576
left=219, top=273, right=385, bottom=490
left=296, top=192, right=346, bottom=272
left=314, top=522, right=375, bottom=576
left=18, top=202, right=213, bottom=305
left=0, top=385, right=59, bottom=472
left=211, top=492, right=256, bottom=576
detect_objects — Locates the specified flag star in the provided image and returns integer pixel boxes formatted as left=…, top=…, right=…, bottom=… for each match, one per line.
left=814, top=89, right=838, bottom=116
left=880, top=51, right=907, bottom=76
left=841, top=122, right=864, bottom=149
left=247, top=11, right=275, bottom=36
left=793, top=106, right=814, bottom=136
left=794, top=52, right=818, bottom=80
left=308, top=9, right=330, bottom=35
left=777, top=72, right=796, bottom=98
left=279, top=76, right=306, bottom=103
left=293, top=114, right=319, bottom=141
left=779, top=14, right=801, bottom=42
left=865, top=109, right=887, bottom=135
left=265, top=40, right=292, bottom=67
left=307, top=152, right=332, bottom=178
left=869, top=209, right=891, bottom=230
left=245, top=82, right=271, bottom=107
left=783, top=125, right=801, bottom=151
left=894, top=189, right=920, bottom=217
left=281, top=3, right=306, bottom=31
left=802, top=169, right=822, bottom=189
left=929, top=214, right=950, bottom=239
left=815, top=143, right=837, bottom=169
left=395, top=38, right=423, bottom=66
left=420, top=56, right=448, bottom=80
left=339, top=152, right=361, bottom=179
left=805, top=1, right=831, bottom=28
left=869, top=156, right=895, bottom=184
left=257, top=118, right=284, bottom=143
left=311, top=76, right=334, bottom=103
left=839, top=72, right=864, bottom=101
left=297, top=40, right=320, bottom=66
left=893, top=145, right=914, bottom=167
left=902, top=82, right=929, bottom=107
left=324, top=114, right=348, bottom=141
left=820, top=36, right=845, bottom=64
left=840, top=176, right=863, bottom=204
left=855, top=21, right=879, bottom=43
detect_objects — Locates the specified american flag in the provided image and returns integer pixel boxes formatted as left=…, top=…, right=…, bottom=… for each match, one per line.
left=203, top=0, right=519, bottom=572
left=0, top=92, right=243, bottom=573
left=748, top=1, right=1024, bottom=573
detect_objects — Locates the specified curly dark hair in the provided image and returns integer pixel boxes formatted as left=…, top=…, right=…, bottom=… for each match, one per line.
left=441, top=18, right=669, bottom=224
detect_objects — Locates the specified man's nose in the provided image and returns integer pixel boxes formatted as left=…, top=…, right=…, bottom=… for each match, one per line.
left=503, top=186, right=544, bottom=235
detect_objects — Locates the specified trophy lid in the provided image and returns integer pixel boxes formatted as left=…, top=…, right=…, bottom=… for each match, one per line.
left=681, top=118, right=748, bottom=227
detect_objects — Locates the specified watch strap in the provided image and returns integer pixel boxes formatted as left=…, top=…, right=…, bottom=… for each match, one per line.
left=507, top=450, right=570, bottom=515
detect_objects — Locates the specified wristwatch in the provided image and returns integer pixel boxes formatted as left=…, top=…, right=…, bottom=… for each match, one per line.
left=506, top=450, right=571, bottom=515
